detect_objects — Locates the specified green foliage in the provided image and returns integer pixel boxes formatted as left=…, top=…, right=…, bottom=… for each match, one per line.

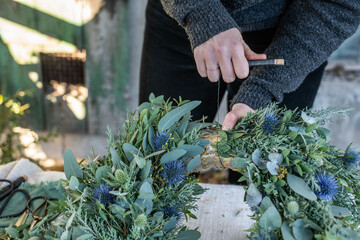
left=0, top=92, right=29, bottom=163
left=216, top=103, right=360, bottom=239
left=0, top=92, right=56, bottom=164
left=34, top=95, right=205, bottom=239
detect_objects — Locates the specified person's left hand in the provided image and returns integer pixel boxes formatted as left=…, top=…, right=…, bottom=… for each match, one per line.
left=222, top=103, right=254, bottom=130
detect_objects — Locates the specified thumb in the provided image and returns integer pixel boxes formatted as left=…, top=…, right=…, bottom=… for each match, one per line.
left=222, top=111, right=239, bottom=131
left=222, top=103, right=255, bottom=130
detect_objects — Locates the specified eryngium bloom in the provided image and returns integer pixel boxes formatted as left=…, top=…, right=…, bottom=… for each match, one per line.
left=93, top=184, right=115, bottom=206
left=161, top=160, right=186, bottom=186
left=262, top=111, right=280, bottom=133
left=153, top=132, right=171, bottom=151
left=134, top=214, right=147, bottom=228
left=163, top=206, right=182, bottom=220
left=343, top=147, right=360, bottom=167
left=314, top=171, right=339, bottom=201
left=251, top=234, right=268, bottom=240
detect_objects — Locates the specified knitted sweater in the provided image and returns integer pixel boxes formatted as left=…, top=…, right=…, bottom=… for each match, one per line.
left=160, top=0, right=360, bottom=109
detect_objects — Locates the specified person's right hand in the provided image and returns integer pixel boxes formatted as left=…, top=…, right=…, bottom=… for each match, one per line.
left=194, top=28, right=266, bottom=83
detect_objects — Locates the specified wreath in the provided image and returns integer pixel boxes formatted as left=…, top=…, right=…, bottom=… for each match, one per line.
left=28, top=94, right=359, bottom=240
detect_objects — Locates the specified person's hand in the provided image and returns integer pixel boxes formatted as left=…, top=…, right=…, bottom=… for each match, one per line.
left=194, top=28, right=266, bottom=83
left=222, top=103, right=254, bottom=130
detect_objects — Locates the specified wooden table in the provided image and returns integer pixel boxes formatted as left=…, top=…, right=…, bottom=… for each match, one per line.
left=185, top=183, right=254, bottom=240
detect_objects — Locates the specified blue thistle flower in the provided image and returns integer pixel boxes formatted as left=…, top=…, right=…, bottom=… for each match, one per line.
left=161, top=160, right=187, bottom=186
left=343, top=147, right=360, bottom=167
left=93, top=184, right=115, bottom=206
left=262, top=111, right=280, bottom=133
left=251, top=234, right=268, bottom=240
left=163, top=206, right=182, bottom=220
left=314, top=171, right=339, bottom=201
left=153, top=132, right=171, bottom=151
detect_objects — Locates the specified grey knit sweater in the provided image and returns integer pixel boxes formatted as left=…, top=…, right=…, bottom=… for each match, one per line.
left=160, top=0, right=360, bottom=109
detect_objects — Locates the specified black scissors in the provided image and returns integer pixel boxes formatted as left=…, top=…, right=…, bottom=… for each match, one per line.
left=0, top=176, right=30, bottom=219
left=27, top=196, right=57, bottom=230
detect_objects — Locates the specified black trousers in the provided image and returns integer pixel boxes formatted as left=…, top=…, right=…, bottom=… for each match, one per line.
left=139, top=0, right=327, bottom=182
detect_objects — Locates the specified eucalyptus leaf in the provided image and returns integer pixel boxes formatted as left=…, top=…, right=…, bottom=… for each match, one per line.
left=198, top=138, right=211, bottom=146
left=142, top=130, right=148, bottom=151
left=302, top=219, right=323, bottom=232
left=138, top=102, right=150, bottom=112
left=5, top=227, right=19, bottom=238
left=252, top=149, right=266, bottom=169
left=260, top=196, right=274, bottom=211
left=281, top=221, right=296, bottom=240
left=289, top=125, right=306, bottom=133
left=331, top=205, right=352, bottom=217
left=141, top=160, right=152, bottom=180
left=187, top=155, right=200, bottom=172
left=259, top=205, right=281, bottom=230
left=305, top=122, right=318, bottom=133
left=96, top=166, right=112, bottom=182
left=138, top=182, right=155, bottom=199
left=142, top=178, right=154, bottom=187
left=267, top=162, right=279, bottom=175
left=292, top=219, right=313, bottom=240
left=246, top=183, right=263, bottom=207
left=64, top=148, right=83, bottom=180
left=284, top=110, right=293, bottom=122
left=301, top=112, right=319, bottom=124
left=123, top=143, right=143, bottom=161
left=160, top=149, right=187, bottom=164
left=110, top=147, right=122, bottom=169
left=135, top=198, right=153, bottom=215
left=175, top=145, right=204, bottom=158
left=176, top=112, right=190, bottom=137
left=268, top=153, right=283, bottom=164
left=76, top=234, right=94, bottom=240
left=154, top=212, right=164, bottom=224
left=135, top=156, right=146, bottom=169
left=145, top=150, right=165, bottom=159
left=158, top=101, right=201, bottom=132
left=177, top=230, right=201, bottom=240
left=148, top=125, right=155, bottom=149
left=162, top=216, right=177, bottom=231
left=69, top=176, right=80, bottom=190
left=152, top=95, right=164, bottom=104
left=288, top=131, right=298, bottom=140
left=316, top=127, right=330, bottom=140
left=232, top=157, right=249, bottom=169
left=287, top=174, right=317, bottom=201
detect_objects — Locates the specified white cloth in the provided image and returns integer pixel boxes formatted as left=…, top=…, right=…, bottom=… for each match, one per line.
left=0, top=158, right=65, bottom=185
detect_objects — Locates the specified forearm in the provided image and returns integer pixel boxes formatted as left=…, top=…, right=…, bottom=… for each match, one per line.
left=160, top=0, right=240, bottom=49
left=232, top=0, right=360, bottom=109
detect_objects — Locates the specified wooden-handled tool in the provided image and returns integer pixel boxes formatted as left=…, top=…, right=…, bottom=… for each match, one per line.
left=248, top=59, right=284, bottom=67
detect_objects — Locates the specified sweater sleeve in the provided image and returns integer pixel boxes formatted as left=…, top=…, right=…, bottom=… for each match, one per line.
left=160, top=0, right=240, bottom=49
left=231, top=0, right=360, bottom=110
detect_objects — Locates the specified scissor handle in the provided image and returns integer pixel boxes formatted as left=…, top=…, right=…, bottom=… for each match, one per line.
left=0, top=189, right=30, bottom=218
left=0, top=179, right=14, bottom=201
left=0, top=177, right=27, bottom=201
left=27, top=196, right=57, bottom=219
